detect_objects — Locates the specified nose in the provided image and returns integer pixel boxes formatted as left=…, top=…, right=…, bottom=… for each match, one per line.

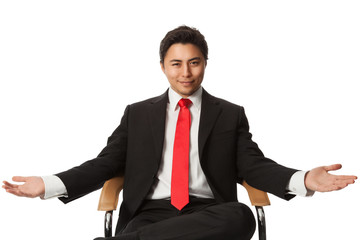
left=182, top=64, right=192, bottom=78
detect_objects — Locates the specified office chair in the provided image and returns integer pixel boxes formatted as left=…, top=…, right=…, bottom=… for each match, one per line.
left=98, top=177, right=270, bottom=240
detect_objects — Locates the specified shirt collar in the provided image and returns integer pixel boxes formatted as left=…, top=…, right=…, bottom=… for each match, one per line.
left=168, top=86, right=203, bottom=112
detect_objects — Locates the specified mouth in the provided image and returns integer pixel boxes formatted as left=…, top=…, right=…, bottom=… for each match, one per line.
left=178, top=80, right=194, bottom=86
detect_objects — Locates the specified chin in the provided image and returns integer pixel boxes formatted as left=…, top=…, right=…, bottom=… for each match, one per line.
left=182, top=89, right=195, bottom=96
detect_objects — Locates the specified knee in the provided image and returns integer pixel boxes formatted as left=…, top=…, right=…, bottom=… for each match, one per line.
left=220, top=202, right=256, bottom=240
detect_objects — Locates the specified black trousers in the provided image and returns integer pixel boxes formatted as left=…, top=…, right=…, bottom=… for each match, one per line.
left=99, top=198, right=255, bottom=240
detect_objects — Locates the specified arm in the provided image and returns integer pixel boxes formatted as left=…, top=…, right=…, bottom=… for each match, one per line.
left=236, top=107, right=357, bottom=197
left=3, top=105, right=130, bottom=201
left=236, top=106, right=298, bottom=200
left=55, top=105, right=130, bottom=203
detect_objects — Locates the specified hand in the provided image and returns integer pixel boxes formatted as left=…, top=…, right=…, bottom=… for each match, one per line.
left=2, top=176, right=45, bottom=198
left=305, top=164, right=357, bottom=192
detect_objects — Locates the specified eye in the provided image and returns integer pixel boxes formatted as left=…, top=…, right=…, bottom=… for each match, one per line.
left=190, top=61, right=199, bottom=65
left=172, top=63, right=180, bottom=66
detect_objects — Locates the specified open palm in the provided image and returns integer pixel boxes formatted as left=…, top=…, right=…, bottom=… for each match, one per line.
left=305, top=164, right=357, bottom=192
left=2, top=176, right=45, bottom=198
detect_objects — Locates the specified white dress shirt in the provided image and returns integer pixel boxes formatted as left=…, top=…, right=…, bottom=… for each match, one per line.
left=146, top=87, right=213, bottom=199
left=41, top=87, right=314, bottom=199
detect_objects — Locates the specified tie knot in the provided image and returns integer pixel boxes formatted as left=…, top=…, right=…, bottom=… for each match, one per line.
left=178, top=98, right=192, bottom=108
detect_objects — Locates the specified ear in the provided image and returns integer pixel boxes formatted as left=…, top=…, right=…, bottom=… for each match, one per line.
left=160, top=61, right=165, bottom=74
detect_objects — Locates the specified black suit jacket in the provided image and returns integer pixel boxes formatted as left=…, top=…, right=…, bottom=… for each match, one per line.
left=56, top=89, right=298, bottom=232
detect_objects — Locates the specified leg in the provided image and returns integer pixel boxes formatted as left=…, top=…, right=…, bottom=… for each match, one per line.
left=97, top=199, right=255, bottom=240
left=121, top=199, right=180, bottom=234
left=138, top=201, right=256, bottom=240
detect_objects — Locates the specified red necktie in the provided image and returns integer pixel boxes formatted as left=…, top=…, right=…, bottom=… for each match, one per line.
left=171, top=98, right=192, bottom=210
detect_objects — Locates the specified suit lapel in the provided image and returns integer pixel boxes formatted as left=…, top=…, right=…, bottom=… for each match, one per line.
left=148, top=90, right=168, bottom=165
left=198, top=89, right=222, bottom=162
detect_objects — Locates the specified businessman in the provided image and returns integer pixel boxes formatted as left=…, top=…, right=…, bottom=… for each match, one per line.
left=3, top=26, right=357, bottom=240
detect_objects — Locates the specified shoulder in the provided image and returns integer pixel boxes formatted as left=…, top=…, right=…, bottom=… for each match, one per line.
left=203, top=89, right=244, bottom=111
left=128, top=90, right=168, bottom=108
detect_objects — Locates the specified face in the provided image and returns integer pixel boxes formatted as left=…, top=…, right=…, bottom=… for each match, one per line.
left=161, top=43, right=206, bottom=98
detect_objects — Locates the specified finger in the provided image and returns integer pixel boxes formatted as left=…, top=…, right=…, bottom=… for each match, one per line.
left=3, top=185, right=18, bottom=192
left=335, top=178, right=357, bottom=185
left=325, top=179, right=356, bottom=192
left=334, top=175, right=358, bottom=181
left=324, top=164, right=342, bottom=172
left=323, top=181, right=348, bottom=191
left=2, top=181, right=20, bottom=189
left=12, top=176, right=28, bottom=183
left=332, top=182, right=350, bottom=191
left=5, top=188, right=25, bottom=197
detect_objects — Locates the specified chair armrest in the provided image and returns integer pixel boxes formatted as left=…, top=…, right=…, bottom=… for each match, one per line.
left=242, top=181, right=270, bottom=207
left=98, top=176, right=124, bottom=211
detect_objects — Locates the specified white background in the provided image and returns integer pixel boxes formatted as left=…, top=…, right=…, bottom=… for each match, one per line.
left=1, top=1, right=359, bottom=239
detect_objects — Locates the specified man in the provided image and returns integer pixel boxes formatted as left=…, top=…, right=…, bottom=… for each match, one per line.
left=2, top=26, right=357, bottom=240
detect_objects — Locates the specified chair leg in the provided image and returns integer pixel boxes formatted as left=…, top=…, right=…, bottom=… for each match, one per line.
left=105, top=210, right=113, bottom=237
left=255, top=206, right=266, bottom=240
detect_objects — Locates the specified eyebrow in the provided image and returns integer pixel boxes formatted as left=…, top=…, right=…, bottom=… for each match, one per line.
left=169, top=57, right=201, bottom=62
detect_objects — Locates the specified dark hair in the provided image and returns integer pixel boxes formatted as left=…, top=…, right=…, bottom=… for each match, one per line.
left=159, top=25, right=208, bottom=63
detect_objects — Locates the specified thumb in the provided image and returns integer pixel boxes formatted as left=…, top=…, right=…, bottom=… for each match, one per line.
left=323, top=164, right=342, bottom=172
left=12, top=176, right=28, bottom=183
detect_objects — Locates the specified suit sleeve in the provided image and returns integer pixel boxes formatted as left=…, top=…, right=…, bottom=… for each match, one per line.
left=236, top=107, right=298, bottom=200
left=56, top=105, right=130, bottom=204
